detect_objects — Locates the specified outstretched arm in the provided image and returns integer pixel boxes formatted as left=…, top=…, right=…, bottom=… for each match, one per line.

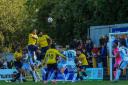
left=56, top=51, right=67, bottom=60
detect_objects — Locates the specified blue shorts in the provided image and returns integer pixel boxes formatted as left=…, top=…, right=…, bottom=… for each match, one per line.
left=28, top=45, right=38, bottom=56
left=41, top=46, right=49, bottom=59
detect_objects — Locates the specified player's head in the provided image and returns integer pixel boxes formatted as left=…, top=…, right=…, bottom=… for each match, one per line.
left=38, top=31, right=43, bottom=36
left=119, top=39, right=126, bottom=47
left=76, top=50, right=81, bottom=56
left=93, top=44, right=97, bottom=48
left=23, top=47, right=28, bottom=54
left=16, top=48, right=20, bottom=53
left=113, top=40, right=118, bottom=48
left=65, top=45, right=69, bottom=50
left=57, top=46, right=63, bottom=52
left=69, top=44, right=75, bottom=50
left=32, top=29, right=37, bottom=34
left=50, top=44, right=56, bottom=49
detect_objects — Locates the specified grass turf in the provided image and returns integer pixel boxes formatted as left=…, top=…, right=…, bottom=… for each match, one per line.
left=0, top=81, right=128, bottom=85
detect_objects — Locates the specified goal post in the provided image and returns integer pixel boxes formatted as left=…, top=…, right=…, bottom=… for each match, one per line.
left=109, top=32, right=128, bottom=81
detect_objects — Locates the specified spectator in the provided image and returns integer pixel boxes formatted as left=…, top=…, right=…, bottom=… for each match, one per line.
left=85, top=38, right=93, bottom=67
left=85, top=39, right=93, bottom=57
left=99, top=36, right=106, bottom=46
left=92, top=44, right=99, bottom=68
left=77, top=40, right=84, bottom=50
left=99, top=43, right=107, bottom=69
left=105, top=35, right=109, bottom=43
left=119, top=35, right=127, bottom=47
left=70, top=39, right=78, bottom=49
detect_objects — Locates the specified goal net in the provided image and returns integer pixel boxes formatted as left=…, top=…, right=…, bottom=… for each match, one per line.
left=109, top=32, right=128, bottom=81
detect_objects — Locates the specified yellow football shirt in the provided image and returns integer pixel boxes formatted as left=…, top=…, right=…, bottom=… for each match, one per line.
left=28, top=33, right=38, bottom=45
left=43, top=49, right=66, bottom=64
left=14, top=51, right=22, bottom=62
left=78, top=53, right=88, bottom=65
left=37, top=35, right=50, bottom=48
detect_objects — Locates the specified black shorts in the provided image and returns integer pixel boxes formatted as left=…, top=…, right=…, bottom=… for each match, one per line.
left=14, top=61, right=22, bottom=69
left=79, top=65, right=88, bottom=70
left=47, top=63, right=58, bottom=71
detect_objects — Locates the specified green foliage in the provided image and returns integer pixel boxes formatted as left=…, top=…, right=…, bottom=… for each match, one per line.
left=1, top=0, right=128, bottom=49
left=0, top=0, right=27, bottom=32
left=0, top=0, right=28, bottom=49
left=51, top=0, right=91, bottom=43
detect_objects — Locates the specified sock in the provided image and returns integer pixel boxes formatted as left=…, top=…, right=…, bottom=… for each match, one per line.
left=115, top=69, right=121, bottom=81
left=30, top=71, right=34, bottom=80
left=14, top=73, right=20, bottom=81
left=62, top=73, right=66, bottom=81
left=114, top=71, right=116, bottom=78
left=41, top=68, right=46, bottom=80
left=82, top=72, right=87, bottom=77
left=36, top=72, right=40, bottom=80
left=80, top=76, right=83, bottom=80
left=45, top=71, right=49, bottom=81
left=53, top=71, right=58, bottom=80
left=20, top=74, right=23, bottom=82
left=50, top=72, right=54, bottom=81
left=72, top=73, right=77, bottom=82
left=32, top=71, right=37, bottom=81
left=79, top=72, right=83, bottom=80
left=76, top=72, right=80, bottom=80
left=65, top=73, right=70, bottom=80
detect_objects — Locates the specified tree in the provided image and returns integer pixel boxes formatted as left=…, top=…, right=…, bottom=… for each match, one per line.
left=0, top=0, right=28, bottom=48
left=1, top=0, right=128, bottom=48
left=50, top=0, right=90, bottom=44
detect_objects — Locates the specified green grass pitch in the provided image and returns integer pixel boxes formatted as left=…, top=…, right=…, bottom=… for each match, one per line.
left=0, top=81, right=128, bottom=85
